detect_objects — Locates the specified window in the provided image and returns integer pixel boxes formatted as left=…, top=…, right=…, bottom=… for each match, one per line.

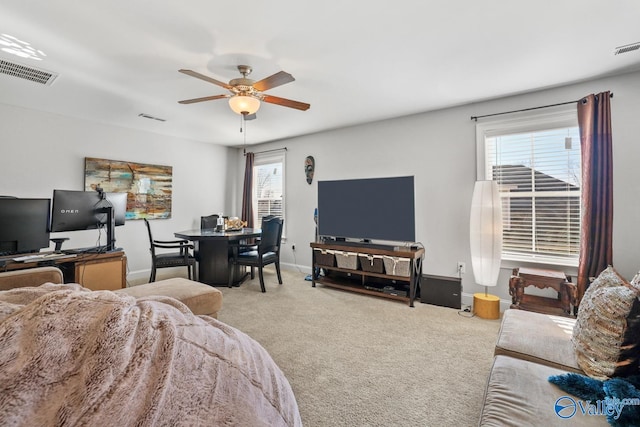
left=252, top=151, right=285, bottom=232
left=476, top=108, right=580, bottom=266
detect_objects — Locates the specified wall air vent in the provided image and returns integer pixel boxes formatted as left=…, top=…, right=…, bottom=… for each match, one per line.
left=614, top=42, right=640, bottom=55
left=0, top=59, right=58, bottom=85
left=138, top=113, right=166, bottom=122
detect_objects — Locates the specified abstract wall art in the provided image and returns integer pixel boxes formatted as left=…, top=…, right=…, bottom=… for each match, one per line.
left=84, top=157, right=173, bottom=219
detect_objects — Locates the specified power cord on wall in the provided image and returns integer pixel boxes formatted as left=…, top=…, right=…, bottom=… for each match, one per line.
left=291, top=244, right=305, bottom=275
left=455, top=260, right=473, bottom=317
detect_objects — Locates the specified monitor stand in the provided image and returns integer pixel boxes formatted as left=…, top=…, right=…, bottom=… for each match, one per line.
left=95, top=206, right=116, bottom=252
left=50, top=237, right=69, bottom=252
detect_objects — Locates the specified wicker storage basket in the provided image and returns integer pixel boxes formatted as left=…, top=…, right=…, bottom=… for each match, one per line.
left=334, top=251, right=360, bottom=270
left=382, top=256, right=411, bottom=277
left=314, top=248, right=335, bottom=267
left=358, top=253, right=385, bottom=273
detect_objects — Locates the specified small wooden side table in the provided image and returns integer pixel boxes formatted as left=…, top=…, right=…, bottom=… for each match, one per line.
left=509, top=267, right=577, bottom=316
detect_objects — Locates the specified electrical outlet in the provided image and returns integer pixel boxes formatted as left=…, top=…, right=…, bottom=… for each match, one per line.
left=292, top=243, right=296, bottom=251
left=457, top=261, right=466, bottom=274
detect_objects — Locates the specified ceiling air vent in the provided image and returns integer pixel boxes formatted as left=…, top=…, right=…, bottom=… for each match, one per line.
left=0, top=59, right=58, bottom=85
left=138, top=113, right=166, bottom=122
left=614, top=42, right=640, bottom=55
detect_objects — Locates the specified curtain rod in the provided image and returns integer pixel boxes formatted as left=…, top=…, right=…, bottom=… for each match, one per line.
left=470, top=92, right=613, bottom=121
left=244, top=147, right=287, bottom=156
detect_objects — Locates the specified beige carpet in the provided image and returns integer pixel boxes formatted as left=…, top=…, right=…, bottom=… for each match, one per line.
left=216, top=268, right=502, bottom=427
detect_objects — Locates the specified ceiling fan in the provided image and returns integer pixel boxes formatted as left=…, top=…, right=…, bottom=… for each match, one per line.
left=178, top=65, right=310, bottom=118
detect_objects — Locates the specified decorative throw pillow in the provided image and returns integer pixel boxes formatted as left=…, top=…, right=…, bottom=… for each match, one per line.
left=572, top=266, right=640, bottom=379
left=577, top=266, right=627, bottom=317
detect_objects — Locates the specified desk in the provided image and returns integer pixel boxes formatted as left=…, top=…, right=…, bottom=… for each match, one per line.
left=0, top=250, right=127, bottom=291
left=175, top=228, right=261, bottom=286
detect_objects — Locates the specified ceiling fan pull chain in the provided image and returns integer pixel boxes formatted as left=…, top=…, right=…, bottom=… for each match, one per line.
left=243, top=113, right=247, bottom=152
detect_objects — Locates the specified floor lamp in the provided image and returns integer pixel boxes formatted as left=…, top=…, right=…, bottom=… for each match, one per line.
left=470, top=180, right=502, bottom=319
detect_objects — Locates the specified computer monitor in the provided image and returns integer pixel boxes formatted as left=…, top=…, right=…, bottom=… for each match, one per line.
left=97, top=192, right=127, bottom=228
left=50, top=190, right=127, bottom=251
left=50, top=190, right=126, bottom=232
left=0, top=198, right=51, bottom=254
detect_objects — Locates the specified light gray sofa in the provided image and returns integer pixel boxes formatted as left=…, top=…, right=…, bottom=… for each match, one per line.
left=479, top=309, right=608, bottom=426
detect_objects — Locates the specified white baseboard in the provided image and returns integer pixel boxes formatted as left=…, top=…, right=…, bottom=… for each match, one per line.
left=126, top=263, right=311, bottom=287
left=282, top=264, right=516, bottom=312
left=131, top=263, right=513, bottom=314
left=280, top=262, right=311, bottom=274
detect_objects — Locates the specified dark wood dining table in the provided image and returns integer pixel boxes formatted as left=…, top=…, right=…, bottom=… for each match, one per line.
left=174, top=228, right=261, bottom=286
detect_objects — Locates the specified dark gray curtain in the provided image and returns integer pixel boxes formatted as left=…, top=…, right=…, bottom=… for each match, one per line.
left=577, top=91, right=613, bottom=303
left=241, top=152, right=254, bottom=227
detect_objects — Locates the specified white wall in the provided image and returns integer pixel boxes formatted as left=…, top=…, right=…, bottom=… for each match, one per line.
left=3, top=69, right=638, bottom=299
left=0, top=104, right=237, bottom=282
left=237, top=70, right=640, bottom=308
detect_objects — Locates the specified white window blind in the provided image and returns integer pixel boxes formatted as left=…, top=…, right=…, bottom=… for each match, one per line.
left=477, top=108, right=581, bottom=266
left=252, top=151, right=286, bottom=232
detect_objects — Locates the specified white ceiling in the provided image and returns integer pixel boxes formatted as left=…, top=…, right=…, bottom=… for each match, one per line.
left=1, top=1, right=639, bottom=147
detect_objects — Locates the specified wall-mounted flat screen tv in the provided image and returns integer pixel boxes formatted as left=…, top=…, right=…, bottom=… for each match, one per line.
left=317, top=176, right=415, bottom=243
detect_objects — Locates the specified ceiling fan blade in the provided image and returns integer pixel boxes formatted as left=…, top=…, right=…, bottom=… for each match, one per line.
left=178, top=94, right=229, bottom=104
left=243, top=113, right=257, bottom=120
left=179, top=69, right=233, bottom=90
left=262, top=95, right=310, bottom=111
left=253, top=71, right=295, bottom=92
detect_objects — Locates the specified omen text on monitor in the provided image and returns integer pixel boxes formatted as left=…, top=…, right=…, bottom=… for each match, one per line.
left=50, top=190, right=127, bottom=252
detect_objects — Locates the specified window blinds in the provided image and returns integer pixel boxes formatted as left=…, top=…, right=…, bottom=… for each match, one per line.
left=253, top=154, right=285, bottom=230
left=485, top=126, right=581, bottom=263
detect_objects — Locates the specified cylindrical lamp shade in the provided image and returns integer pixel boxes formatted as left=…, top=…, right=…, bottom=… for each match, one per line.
left=470, top=180, right=503, bottom=287
left=229, top=95, right=261, bottom=115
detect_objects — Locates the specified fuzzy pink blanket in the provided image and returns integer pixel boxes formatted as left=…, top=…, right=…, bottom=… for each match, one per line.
left=0, top=283, right=302, bottom=426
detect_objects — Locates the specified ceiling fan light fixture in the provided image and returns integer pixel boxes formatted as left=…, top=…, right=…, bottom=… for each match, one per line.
left=229, top=95, right=260, bottom=115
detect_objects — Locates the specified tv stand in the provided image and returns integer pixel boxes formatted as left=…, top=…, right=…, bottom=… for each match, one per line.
left=310, top=242, right=424, bottom=307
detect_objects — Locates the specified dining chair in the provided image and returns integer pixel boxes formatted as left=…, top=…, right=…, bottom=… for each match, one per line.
left=200, top=214, right=219, bottom=230
left=242, top=214, right=277, bottom=252
left=227, top=217, right=283, bottom=292
left=195, top=214, right=219, bottom=262
left=144, top=218, right=196, bottom=282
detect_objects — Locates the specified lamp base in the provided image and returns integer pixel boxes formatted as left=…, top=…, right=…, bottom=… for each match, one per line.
left=473, top=293, right=500, bottom=319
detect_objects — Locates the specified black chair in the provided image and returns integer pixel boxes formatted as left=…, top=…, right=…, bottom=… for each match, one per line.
left=241, top=214, right=276, bottom=251
left=200, top=214, right=220, bottom=230
left=197, top=214, right=230, bottom=261
left=228, top=217, right=283, bottom=292
left=144, top=218, right=196, bottom=282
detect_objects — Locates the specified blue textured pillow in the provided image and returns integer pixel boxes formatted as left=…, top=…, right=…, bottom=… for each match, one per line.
left=549, top=372, right=606, bottom=400
left=549, top=373, right=640, bottom=426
